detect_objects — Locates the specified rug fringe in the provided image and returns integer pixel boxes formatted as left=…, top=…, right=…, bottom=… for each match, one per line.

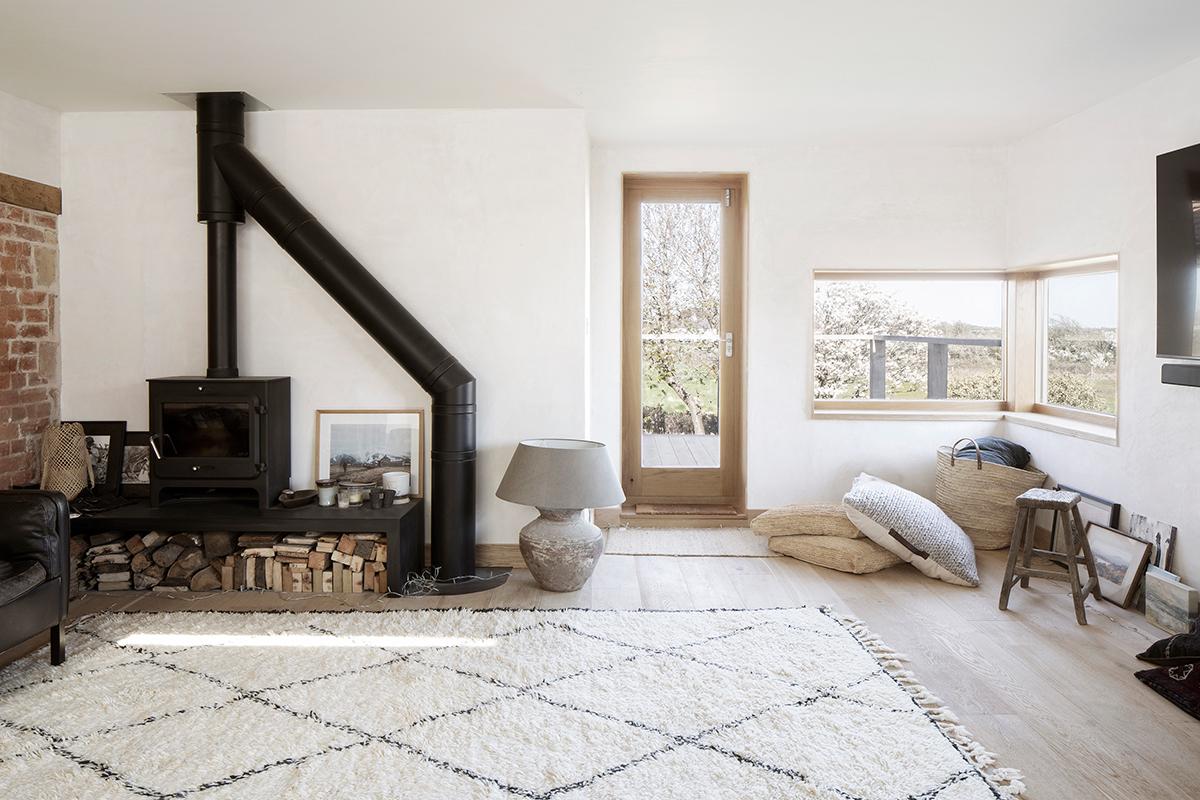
left=828, top=608, right=1026, bottom=798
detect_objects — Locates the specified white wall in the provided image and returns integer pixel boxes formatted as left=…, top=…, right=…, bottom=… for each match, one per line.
left=1004, top=56, right=1200, bottom=584
left=59, top=109, right=589, bottom=544
left=0, top=90, right=59, bottom=186
left=590, top=144, right=1008, bottom=506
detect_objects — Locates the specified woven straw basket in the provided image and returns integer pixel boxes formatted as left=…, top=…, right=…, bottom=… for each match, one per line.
left=935, top=438, right=1047, bottom=550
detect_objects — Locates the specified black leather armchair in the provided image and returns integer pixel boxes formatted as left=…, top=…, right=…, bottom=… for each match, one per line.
left=0, top=490, right=70, bottom=665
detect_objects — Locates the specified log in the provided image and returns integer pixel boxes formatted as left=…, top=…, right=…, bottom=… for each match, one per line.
left=220, top=563, right=234, bottom=591
left=321, top=570, right=334, bottom=592
left=204, top=531, right=236, bottom=560
left=89, top=533, right=122, bottom=546
left=133, top=571, right=162, bottom=590
left=141, top=531, right=167, bottom=549
left=152, top=542, right=185, bottom=568
left=190, top=567, right=222, bottom=591
left=130, top=551, right=153, bottom=573
left=94, top=561, right=131, bottom=574
left=308, top=551, right=331, bottom=570
left=125, top=534, right=146, bottom=555
left=353, top=540, right=375, bottom=560
left=169, top=533, right=201, bottom=548
left=91, top=553, right=130, bottom=565
left=167, top=546, right=206, bottom=579
left=87, top=543, right=127, bottom=557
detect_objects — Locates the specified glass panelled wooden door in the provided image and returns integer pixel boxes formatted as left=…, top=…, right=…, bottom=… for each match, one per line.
left=621, top=176, right=745, bottom=505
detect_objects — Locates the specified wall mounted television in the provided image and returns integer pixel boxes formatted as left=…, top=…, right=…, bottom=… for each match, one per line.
left=1157, top=143, right=1200, bottom=385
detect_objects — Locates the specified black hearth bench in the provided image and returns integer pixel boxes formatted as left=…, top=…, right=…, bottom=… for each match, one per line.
left=71, top=499, right=424, bottom=594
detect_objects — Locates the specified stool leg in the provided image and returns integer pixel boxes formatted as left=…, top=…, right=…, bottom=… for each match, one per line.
left=1018, top=508, right=1036, bottom=588
left=1062, top=510, right=1088, bottom=625
left=999, top=507, right=1028, bottom=611
left=1072, top=505, right=1101, bottom=601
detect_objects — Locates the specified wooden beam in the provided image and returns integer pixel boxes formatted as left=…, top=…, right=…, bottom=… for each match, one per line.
left=0, top=172, right=61, bottom=215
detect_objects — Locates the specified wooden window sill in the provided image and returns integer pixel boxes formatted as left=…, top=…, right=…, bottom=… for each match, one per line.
left=811, top=409, right=1004, bottom=422
left=1001, top=411, right=1118, bottom=446
left=810, top=407, right=1119, bottom=445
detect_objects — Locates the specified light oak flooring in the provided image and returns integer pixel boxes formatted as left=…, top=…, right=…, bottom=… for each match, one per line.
left=2, top=550, right=1196, bottom=799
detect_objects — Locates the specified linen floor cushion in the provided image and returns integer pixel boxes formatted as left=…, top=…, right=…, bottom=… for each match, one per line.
left=842, top=473, right=980, bottom=587
left=768, top=534, right=902, bottom=574
left=751, top=503, right=862, bottom=538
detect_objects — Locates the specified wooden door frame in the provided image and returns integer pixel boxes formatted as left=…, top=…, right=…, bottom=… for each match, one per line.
left=621, top=173, right=747, bottom=506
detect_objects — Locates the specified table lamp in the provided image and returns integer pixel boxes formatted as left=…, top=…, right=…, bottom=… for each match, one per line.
left=496, top=439, right=625, bottom=591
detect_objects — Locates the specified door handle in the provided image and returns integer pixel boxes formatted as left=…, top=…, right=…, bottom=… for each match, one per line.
left=724, top=332, right=734, bottom=358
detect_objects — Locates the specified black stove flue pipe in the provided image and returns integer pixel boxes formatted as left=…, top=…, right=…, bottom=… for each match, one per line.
left=210, top=141, right=478, bottom=581
left=197, top=92, right=245, bottom=378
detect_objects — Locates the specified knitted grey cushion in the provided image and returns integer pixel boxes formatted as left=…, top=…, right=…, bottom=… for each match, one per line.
left=842, top=473, right=979, bottom=587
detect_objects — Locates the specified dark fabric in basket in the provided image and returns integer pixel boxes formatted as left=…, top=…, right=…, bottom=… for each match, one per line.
left=1136, top=663, right=1200, bottom=720
left=955, top=436, right=1030, bottom=469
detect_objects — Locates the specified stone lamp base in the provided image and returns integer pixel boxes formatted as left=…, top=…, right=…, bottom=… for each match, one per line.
left=518, top=508, right=604, bottom=592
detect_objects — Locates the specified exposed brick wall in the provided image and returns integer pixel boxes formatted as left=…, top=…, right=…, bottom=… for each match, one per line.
left=0, top=201, right=59, bottom=488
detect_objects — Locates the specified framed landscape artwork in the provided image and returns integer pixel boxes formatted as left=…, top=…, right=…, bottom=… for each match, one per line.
left=315, top=409, right=423, bottom=495
left=1083, top=522, right=1152, bottom=608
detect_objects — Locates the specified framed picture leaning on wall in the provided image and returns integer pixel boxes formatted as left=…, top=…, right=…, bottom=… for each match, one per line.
left=73, top=421, right=127, bottom=496
left=314, top=409, right=423, bottom=495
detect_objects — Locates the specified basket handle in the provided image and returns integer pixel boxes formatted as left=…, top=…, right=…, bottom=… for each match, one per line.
left=950, top=437, right=983, bottom=470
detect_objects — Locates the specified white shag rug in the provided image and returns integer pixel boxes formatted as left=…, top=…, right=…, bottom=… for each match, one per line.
left=0, top=608, right=1023, bottom=799
left=605, top=527, right=772, bottom=557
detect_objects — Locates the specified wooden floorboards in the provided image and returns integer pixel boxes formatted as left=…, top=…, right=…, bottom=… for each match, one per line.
left=1, top=550, right=1193, bottom=799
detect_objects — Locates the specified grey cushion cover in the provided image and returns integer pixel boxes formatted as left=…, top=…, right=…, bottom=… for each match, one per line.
left=0, top=559, right=48, bottom=605
left=843, top=474, right=980, bottom=587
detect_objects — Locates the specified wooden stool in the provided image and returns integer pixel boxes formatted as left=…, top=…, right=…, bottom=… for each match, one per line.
left=999, top=488, right=1101, bottom=624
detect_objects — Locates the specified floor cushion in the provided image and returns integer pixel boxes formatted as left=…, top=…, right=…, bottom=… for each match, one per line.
left=1136, top=663, right=1200, bottom=721
left=1137, top=630, right=1200, bottom=666
left=768, top=534, right=902, bottom=574
left=751, top=503, right=862, bottom=538
left=842, top=473, right=980, bottom=587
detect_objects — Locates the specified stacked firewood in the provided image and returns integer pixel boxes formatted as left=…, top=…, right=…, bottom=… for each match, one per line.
left=74, top=531, right=388, bottom=593
left=224, top=533, right=388, bottom=593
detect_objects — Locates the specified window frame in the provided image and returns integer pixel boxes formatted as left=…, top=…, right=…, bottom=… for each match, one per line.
left=810, top=270, right=1010, bottom=413
left=810, top=256, right=1120, bottom=440
left=1025, top=258, right=1120, bottom=427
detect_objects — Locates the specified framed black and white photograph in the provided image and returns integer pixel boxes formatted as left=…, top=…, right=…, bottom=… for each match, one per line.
left=315, top=409, right=423, bottom=495
left=75, top=420, right=127, bottom=496
left=120, top=430, right=151, bottom=498
left=1128, top=512, right=1177, bottom=572
left=1083, top=521, right=1152, bottom=608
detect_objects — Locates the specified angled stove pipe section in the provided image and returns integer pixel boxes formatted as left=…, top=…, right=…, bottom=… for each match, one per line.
left=208, top=129, right=478, bottom=581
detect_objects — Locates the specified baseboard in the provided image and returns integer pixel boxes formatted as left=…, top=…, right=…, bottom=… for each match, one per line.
left=422, top=543, right=525, bottom=569
left=475, top=543, right=523, bottom=568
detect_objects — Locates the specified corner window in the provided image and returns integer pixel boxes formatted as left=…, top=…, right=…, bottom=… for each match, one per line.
left=813, top=276, right=1005, bottom=405
left=1039, top=270, right=1118, bottom=416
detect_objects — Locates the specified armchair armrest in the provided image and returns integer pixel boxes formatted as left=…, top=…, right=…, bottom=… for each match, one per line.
left=0, top=490, right=71, bottom=584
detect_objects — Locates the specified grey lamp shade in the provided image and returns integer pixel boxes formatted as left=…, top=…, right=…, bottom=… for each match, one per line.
left=496, top=439, right=626, bottom=509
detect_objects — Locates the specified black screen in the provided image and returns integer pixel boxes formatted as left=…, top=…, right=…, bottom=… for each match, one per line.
left=161, top=402, right=251, bottom=458
left=1157, top=143, right=1200, bottom=359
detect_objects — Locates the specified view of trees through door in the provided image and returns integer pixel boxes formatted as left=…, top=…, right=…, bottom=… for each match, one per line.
left=640, top=201, right=722, bottom=468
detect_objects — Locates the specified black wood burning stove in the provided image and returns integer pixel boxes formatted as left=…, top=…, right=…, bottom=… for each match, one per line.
left=145, top=91, right=500, bottom=592
left=148, top=376, right=290, bottom=508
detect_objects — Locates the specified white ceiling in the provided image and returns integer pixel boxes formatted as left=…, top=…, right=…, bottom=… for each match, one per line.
left=3, top=0, right=1200, bottom=145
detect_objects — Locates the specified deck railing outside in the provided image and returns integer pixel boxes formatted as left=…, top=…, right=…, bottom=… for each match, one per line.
left=818, top=334, right=1002, bottom=399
